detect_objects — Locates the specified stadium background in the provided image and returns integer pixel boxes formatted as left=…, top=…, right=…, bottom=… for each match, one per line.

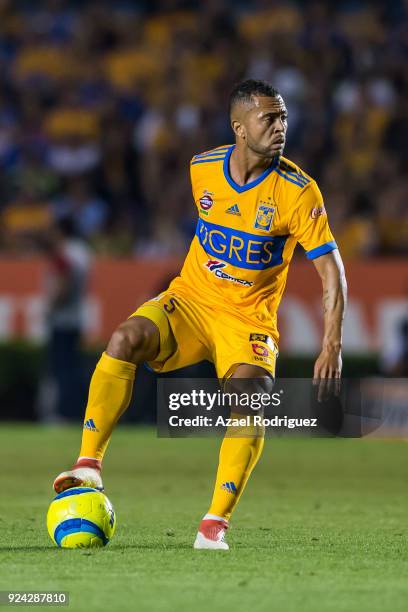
left=0, top=3, right=408, bottom=611
left=0, top=0, right=406, bottom=422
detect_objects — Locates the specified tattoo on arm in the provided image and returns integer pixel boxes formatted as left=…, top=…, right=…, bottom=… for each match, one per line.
left=322, top=289, right=330, bottom=314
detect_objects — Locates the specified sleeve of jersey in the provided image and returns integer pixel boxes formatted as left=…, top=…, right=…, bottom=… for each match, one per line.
left=289, top=180, right=338, bottom=260
left=189, top=159, right=198, bottom=210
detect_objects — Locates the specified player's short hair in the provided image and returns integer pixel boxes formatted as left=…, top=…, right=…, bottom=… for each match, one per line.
left=229, top=79, right=280, bottom=116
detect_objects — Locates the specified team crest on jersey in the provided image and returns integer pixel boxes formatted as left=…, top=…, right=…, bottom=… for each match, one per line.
left=199, top=191, right=214, bottom=216
left=254, top=203, right=275, bottom=231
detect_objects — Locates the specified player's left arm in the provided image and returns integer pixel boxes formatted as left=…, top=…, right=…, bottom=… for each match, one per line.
left=312, top=250, right=347, bottom=389
left=289, top=179, right=347, bottom=394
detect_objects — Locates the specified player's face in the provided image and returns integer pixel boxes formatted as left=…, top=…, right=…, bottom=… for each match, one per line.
left=243, top=95, right=288, bottom=158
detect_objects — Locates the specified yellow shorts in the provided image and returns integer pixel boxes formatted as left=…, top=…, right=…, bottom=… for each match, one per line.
left=130, top=290, right=278, bottom=380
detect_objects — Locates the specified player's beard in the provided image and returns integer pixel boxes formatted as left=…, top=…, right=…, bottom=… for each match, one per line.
left=246, top=136, right=283, bottom=160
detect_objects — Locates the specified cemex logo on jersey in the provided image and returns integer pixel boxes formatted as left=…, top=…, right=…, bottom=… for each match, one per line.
left=205, top=260, right=254, bottom=287
left=199, top=191, right=214, bottom=216
left=206, top=260, right=225, bottom=272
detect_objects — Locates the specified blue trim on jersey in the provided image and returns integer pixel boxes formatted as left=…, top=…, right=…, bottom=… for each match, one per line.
left=54, top=518, right=108, bottom=547
left=283, top=170, right=310, bottom=185
left=193, top=153, right=227, bottom=160
left=193, top=149, right=230, bottom=159
left=223, top=145, right=279, bottom=193
left=191, top=157, right=226, bottom=165
left=195, top=218, right=288, bottom=270
left=274, top=168, right=306, bottom=188
left=306, top=241, right=338, bottom=260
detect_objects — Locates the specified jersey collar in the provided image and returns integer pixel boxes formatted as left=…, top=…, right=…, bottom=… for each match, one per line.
left=223, top=144, right=279, bottom=194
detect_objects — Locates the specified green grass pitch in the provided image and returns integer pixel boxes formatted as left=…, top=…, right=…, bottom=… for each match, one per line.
left=0, top=425, right=407, bottom=611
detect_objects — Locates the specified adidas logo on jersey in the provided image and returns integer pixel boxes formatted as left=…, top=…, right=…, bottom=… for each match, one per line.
left=226, top=204, right=241, bottom=215
left=221, top=481, right=238, bottom=494
left=83, top=418, right=99, bottom=432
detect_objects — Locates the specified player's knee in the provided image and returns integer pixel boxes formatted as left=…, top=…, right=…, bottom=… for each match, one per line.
left=228, top=366, right=274, bottom=394
left=225, top=377, right=273, bottom=405
left=226, top=366, right=274, bottom=416
left=107, top=325, right=138, bottom=362
left=107, top=319, right=159, bottom=363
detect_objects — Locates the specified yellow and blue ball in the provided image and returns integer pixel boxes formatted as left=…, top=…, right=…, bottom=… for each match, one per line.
left=46, top=487, right=116, bottom=548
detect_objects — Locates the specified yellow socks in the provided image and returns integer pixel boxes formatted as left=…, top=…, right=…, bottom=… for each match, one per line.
left=78, top=352, right=263, bottom=524
left=207, top=414, right=265, bottom=521
left=79, top=352, right=136, bottom=462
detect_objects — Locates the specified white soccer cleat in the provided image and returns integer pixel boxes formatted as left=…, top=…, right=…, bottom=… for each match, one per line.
left=53, top=458, right=103, bottom=493
left=193, top=518, right=229, bottom=550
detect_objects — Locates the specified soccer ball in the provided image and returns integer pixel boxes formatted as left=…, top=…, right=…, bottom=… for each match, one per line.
left=46, top=487, right=116, bottom=548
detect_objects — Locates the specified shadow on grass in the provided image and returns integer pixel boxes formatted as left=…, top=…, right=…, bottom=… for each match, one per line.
left=0, top=543, right=195, bottom=552
left=112, top=543, right=194, bottom=551
left=0, top=545, right=56, bottom=551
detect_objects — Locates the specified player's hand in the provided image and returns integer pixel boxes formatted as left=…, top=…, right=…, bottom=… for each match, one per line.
left=313, top=346, right=342, bottom=402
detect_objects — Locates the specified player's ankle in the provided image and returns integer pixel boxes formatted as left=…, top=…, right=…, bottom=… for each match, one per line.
left=75, top=457, right=102, bottom=471
left=203, top=513, right=228, bottom=525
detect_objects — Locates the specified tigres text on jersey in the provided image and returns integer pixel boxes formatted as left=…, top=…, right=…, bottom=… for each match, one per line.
left=169, top=144, right=337, bottom=344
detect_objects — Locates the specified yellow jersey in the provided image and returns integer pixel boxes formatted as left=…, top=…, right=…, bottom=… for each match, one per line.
left=169, top=144, right=337, bottom=344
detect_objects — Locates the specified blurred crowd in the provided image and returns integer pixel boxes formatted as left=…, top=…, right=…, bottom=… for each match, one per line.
left=0, top=0, right=406, bottom=259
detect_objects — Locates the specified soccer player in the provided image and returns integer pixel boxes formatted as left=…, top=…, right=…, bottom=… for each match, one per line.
left=53, top=80, right=347, bottom=550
